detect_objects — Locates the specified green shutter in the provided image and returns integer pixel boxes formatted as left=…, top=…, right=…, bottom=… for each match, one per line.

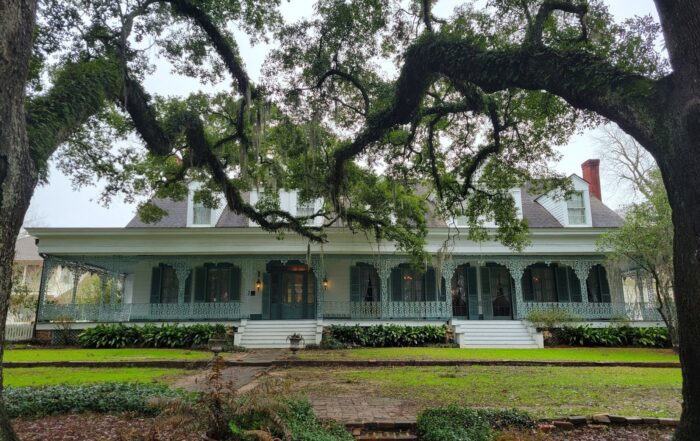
left=568, top=268, right=582, bottom=302
left=391, top=268, right=402, bottom=301
left=480, top=267, right=492, bottom=319
left=599, top=266, right=611, bottom=303
left=522, top=268, right=534, bottom=301
left=466, top=266, right=479, bottom=320
left=230, top=266, right=241, bottom=301
left=425, top=267, right=437, bottom=301
left=555, top=266, right=570, bottom=302
left=350, top=265, right=361, bottom=302
left=262, top=272, right=271, bottom=319
left=150, top=266, right=162, bottom=304
left=184, top=272, right=192, bottom=303
left=194, top=267, right=207, bottom=302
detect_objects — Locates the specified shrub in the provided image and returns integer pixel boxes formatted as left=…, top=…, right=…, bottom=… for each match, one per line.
left=525, top=309, right=579, bottom=330
left=3, top=383, right=183, bottom=418
left=417, top=407, right=535, bottom=441
left=326, top=324, right=447, bottom=347
left=279, top=399, right=354, bottom=441
left=78, top=323, right=227, bottom=348
left=554, top=325, right=670, bottom=348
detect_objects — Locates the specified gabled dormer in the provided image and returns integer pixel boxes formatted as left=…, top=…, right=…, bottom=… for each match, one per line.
left=248, top=189, right=323, bottom=227
left=186, top=182, right=226, bottom=227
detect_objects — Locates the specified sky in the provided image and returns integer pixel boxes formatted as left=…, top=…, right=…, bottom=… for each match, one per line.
left=26, top=0, right=660, bottom=228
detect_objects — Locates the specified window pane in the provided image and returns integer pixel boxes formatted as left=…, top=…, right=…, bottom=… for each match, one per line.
left=193, top=203, right=211, bottom=225
left=531, top=267, right=556, bottom=302
left=567, top=192, right=586, bottom=224
left=161, top=267, right=179, bottom=303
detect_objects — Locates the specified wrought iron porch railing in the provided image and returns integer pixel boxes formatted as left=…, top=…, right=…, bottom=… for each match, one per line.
left=519, top=301, right=664, bottom=321
left=38, top=302, right=246, bottom=323
left=321, top=301, right=450, bottom=320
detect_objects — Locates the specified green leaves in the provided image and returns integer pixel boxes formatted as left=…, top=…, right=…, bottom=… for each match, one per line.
left=326, top=324, right=448, bottom=347
left=78, top=323, right=227, bottom=348
left=554, top=325, right=670, bottom=348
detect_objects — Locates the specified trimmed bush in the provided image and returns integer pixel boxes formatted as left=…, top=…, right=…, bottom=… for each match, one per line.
left=325, top=324, right=447, bottom=347
left=4, top=383, right=184, bottom=418
left=553, top=325, right=670, bottom=348
left=78, top=323, right=227, bottom=348
left=525, top=309, right=579, bottom=330
left=417, top=407, right=535, bottom=441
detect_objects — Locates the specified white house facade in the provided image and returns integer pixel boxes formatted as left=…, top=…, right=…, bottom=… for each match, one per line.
left=28, top=160, right=663, bottom=348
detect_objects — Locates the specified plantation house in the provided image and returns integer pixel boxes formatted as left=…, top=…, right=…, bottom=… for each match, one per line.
left=28, top=160, right=663, bottom=348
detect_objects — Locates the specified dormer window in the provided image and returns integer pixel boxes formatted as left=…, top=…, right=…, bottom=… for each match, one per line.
left=567, top=192, right=586, bottom=225
left=296, top=199, right=316, bottom=225
left=192, top=201, right=211, bottom=225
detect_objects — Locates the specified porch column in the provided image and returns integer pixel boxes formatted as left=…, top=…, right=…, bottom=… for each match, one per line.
left=99, top=274, right=108, bottom=305
left=70, top=267, right=80, bottom=305
left=572, top=260, right=595, bottom=305
left=36, top=256, right=56, bottom=321
left=498, top=260, right=528, bottom=319
left=378, top=259, right=392, bottom=319
left=239, top=259, right=253, bottom=319
left=442, top=261, right=456, bottom=319
left=310, top=256, right=324, bottom=319
left=167, top=261, right=192, bottom=305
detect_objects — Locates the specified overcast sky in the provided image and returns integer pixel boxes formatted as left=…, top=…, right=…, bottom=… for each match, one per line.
left=26, top=0, right=660, bottom=228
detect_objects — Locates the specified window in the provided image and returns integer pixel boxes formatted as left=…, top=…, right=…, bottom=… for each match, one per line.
left=192, top=201, right=211, bottom=225
left=351, top=264, right=381, bottom=302
left=150, top=264, right=191, bottom=304
left=296, top=199, right=316, bottom=225
left=567, top=192, right=586, bottom=225
left=522, top=264, right=582, bottom=303
left=194, top=264, right=241, bottom=302
left=587, top=264, right=611, bottom=303
left=390, top=265, right=441, bottom=302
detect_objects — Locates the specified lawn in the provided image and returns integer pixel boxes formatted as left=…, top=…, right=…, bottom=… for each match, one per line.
left=4, top=348, right=211, bottom=363
left=300, top=347, right=679, bottom=363
left=3, top=367, right=187, bottom=387
left=285, top=365, right=682, bottom=417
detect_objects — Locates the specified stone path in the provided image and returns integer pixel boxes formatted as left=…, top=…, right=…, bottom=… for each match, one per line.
left=173, top=349, right=288, bottom=392
left=311, top=396, right=419, bottom=424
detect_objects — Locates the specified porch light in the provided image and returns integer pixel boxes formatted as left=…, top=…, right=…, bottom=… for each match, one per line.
left=322, top=277, right=329, bottom=289
left=255, top=271, right=262, bottom=290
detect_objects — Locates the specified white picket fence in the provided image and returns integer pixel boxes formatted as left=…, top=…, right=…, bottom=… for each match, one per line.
left=5, top=322, right=34, bottom=341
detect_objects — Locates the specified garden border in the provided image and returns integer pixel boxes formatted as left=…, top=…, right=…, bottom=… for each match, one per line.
left=2, top=359, right=681, bottom=369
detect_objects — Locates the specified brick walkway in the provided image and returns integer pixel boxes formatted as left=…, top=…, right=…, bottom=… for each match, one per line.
left=311, top=396, right=419, bottom=424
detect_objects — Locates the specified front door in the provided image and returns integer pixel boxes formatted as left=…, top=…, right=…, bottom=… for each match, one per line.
left=267, top=263, right=316, bottom=320
left=487, top=266, right=514, bottom=320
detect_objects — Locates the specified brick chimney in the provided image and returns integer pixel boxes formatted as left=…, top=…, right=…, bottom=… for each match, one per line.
left=581, top=159, right=602, bottom=201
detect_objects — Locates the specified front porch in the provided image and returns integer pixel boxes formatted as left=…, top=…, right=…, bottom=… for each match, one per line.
left=35, top=254, right=664, bottom=325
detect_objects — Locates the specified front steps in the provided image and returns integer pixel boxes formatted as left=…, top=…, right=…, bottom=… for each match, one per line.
left=236, top=319, right=321, bottom=349
left=452, top=319, right=541, bottom=348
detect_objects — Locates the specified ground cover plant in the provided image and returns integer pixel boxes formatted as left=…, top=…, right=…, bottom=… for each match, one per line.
left=323, top=324, right=448, bottom=348
left=3, top=367, right=186, bottom=387
left=4, top=348, right=211, bottom=362
left=417, top=407, right=535, bottom=441
left=554, top=325, right=670, bottom=348
left=284, top=365, right=682, bottom=417
left=4, top=383, right=185, bottom=418
left=300, top=347, right=679, bottom=363
left=78, top=324, right=227, bottom=348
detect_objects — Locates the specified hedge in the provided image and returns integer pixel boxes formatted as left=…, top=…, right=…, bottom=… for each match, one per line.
left=324, top=324, right=448, bottom=348
left=553, top=325, right=670, bottom=348
left=78, top=323, right=227, bottom=348
left=4, top=383, right=184, bottom=418
left=416, top=407, right=535, bottom=441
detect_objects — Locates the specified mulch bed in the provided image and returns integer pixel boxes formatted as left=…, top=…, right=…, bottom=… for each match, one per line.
left=12, top=414, right=201, bottom=441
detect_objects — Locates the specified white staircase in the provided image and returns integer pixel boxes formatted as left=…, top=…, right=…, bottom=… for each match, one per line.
left=452, top=320, right=541, bottom=348
left=237, top=320, right=321, bottom=349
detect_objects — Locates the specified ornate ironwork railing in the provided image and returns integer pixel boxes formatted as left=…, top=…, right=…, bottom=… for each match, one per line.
left=519, top=301, right=664, bottom=321
left=321, top=301, right=450, bottom=320
left=38, top=302, right=246, bottom=323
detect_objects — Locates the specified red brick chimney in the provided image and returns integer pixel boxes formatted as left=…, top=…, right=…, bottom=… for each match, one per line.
left=581, top=159, right=602, bottom=201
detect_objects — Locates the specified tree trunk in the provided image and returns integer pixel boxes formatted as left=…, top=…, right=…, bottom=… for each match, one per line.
left=658, top=147, right=700, bottom=440
left=0, top=1, right=39, bottom=440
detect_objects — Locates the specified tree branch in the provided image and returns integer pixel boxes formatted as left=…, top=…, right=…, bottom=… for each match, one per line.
left=316, top=68, right=370, bottom=115
left=527, top=0, right=588, bottom=46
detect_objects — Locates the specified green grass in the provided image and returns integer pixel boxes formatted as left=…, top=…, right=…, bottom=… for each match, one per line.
left=3, top=367, right=187, bottom=387
left=301, top=347, right=679, bottom=363
left=4, top=348, right=211, bottom=363
left=287, top=365, right=682, bottom=417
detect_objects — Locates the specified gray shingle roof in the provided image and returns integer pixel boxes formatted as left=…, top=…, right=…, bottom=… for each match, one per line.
left=126, top=187, right=623, bottom=229
left=15, top=235, right=41, bottom=262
